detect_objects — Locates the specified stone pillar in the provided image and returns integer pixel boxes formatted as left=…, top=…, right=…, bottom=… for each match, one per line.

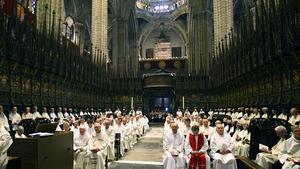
left=92, top=0, right=108, bottom=63
left=187, top=0, right=212, bottom=76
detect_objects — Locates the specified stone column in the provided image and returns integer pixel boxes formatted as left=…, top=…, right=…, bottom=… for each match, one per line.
left=92, top=0, right=108, bottom=63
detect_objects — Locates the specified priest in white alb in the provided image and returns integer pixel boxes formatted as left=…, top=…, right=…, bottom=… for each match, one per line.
left=74, top=127, right=90, bottom=169
left=185, top=125, right=211, bottom=169
left=41, top=107, right=50, bottom=119
left=0, top=105, right=9, bottom=131
left=255, top=125, right=287, bottom=169
left=86, top=122, right=108, bottom=169
left=210, top=123, right=237, bottom=169
left=163, top=122, right=185, bottom=169
left=21, top=107, right=33, bottom=120
left=0, top=123, right=13, bottom=169
left=232, top=120, right=250, bottom=157
left=279, top=123, right=300, bottom=169
left=103, top=119, right=115, bottom=161
left=200, top=118, right=214, bottom=141
left=114, top=117, right=125, bottom=156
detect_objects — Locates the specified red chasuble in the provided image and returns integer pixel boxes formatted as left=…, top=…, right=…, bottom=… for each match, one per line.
left=188, top=133, right=206, bottom=169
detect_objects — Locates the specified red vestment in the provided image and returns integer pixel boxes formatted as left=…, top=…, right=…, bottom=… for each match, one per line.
left=188, top=133, right=206, bottom=169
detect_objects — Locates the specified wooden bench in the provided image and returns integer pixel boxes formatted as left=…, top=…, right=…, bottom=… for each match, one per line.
left=237, top=156, right=264, bottom=169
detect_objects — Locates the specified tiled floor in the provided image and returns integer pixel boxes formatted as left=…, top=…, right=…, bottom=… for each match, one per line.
left=108, top=125, right=164, bottom=169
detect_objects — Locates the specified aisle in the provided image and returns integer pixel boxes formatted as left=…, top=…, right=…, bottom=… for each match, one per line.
left=108, top=124, right=164, bottom=169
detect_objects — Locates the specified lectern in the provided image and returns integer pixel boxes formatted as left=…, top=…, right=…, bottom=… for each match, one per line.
left=8, top=132, right=73, bottom=169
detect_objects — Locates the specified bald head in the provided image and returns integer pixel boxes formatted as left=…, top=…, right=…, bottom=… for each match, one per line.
left=216, top=123, right=224, bottom=135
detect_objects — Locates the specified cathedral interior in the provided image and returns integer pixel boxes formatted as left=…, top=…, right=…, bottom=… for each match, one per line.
left=0, top=0, right=300, bottom=169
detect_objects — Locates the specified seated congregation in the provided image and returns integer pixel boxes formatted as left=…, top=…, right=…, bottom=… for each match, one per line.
left=163, top=107, right=300, bottom=169
left=0, top=105, right=149, bottom=169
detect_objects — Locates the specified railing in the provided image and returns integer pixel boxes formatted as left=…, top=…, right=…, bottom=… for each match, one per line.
left=139, top=56, right=188, bottom=61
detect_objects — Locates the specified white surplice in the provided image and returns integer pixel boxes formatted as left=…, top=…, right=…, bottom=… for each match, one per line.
left=163, top=132, right=185, bottom=169
left=278, top=113, right=288, bottom=121
left=232, top=129, right=250, bottom=157
left=41, top=112, right=50, bottom=119
left=21, top=112, right=34, bottom=120
left=15, top=133, right=26, bottom=138
left=0, top=126, right=13, bottom=169
left=32, top=111, right=41, bottom=119
left=279, top=136, right=300, bottom=169
left=103, top=126, right=115, bottom=161
left=86, top=131, right=108, bottom=169
left=256, top=138, right=286, bottom=169
left=0, top=112, right=9, bottom=131
left=114, top=124, right=125, bottom=156
left=74, top=132, right=90, bottom=169
left=200, top=125, right=214, bottom=141
left=210, top=132, right=237, bottom=169
left=9, top=112, right=21, bottom=124
left=49, top=112, right=57, bottom=120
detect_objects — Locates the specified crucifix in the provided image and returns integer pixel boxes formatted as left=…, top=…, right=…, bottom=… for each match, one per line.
left=0, top=0, right=5, bottom=9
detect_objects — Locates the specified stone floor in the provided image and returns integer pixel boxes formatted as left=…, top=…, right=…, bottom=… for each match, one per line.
left=108, top=124, right=164, bottom=169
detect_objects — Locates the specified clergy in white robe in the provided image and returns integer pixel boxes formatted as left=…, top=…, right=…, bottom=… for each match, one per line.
left=0, top=106, right=9, bottom=131
left=136, top=109, right=143, bottom=115
left=261, top=107, right=269, bottom=119
left=210, top=124, right=237, bottom=169
left=57, top=107, right=64, bottom=123
left=49, top=108, right=57, bottom=120
left=176, top=109, right=183, bottom=117
left=135, top=116, right=143, bottom=136
left=15, top=126, right=27, bottom=139
left=41, top=107, right=50, bottom=119
left=86, top=123, right=108, bottom=169
left=21, top=107, right=34, bottom=120
left=185, top=109, right=191, bottom=116
left=249, top=108, right=261, bottom=119
left=0, top=124, right=13, bottom=169
left=289, top=108, right=300, bottom=126
left=63, top=108, right=70, bottom=118
left=9, top=106, right=22, bottom=130
left=32, top=106, right=41, bottom=119
left=74, top=127, right=90, bottom=169
left=87, top=120, right=95, bottom=136
left=192, top=109, right=199, bottom=116
left=142, top=115, right=150, bottom=132
left=163, top=123, right=185, bottom=169
left=278, top=112, right=288, bottom=121
left=129, top=117, right=138, bottom=146
left=200, top=118, right=214, bottom=141
left=114, top=118, right=125, bottom=156
left=180, top=118, right=191, bottom=137
left=256, top=125, right=287, bottom=169
left=103, top=120, right=115, bottom=161
left=185, top=125, right=211, bottom=169
left=279, top=124, right=300, bottom=169
left=122, top=118, right=131, bottom=150
left=232, top=120, right=250, bottom=157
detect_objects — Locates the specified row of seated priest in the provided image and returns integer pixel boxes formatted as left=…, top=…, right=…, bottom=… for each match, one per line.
left=0, top=105, right=150, bottom=169
left=0, top=105, right=144, bottom=132
left=176, top=107, right=300, bottom=126
left=163, top=110, right=300, bottom=169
